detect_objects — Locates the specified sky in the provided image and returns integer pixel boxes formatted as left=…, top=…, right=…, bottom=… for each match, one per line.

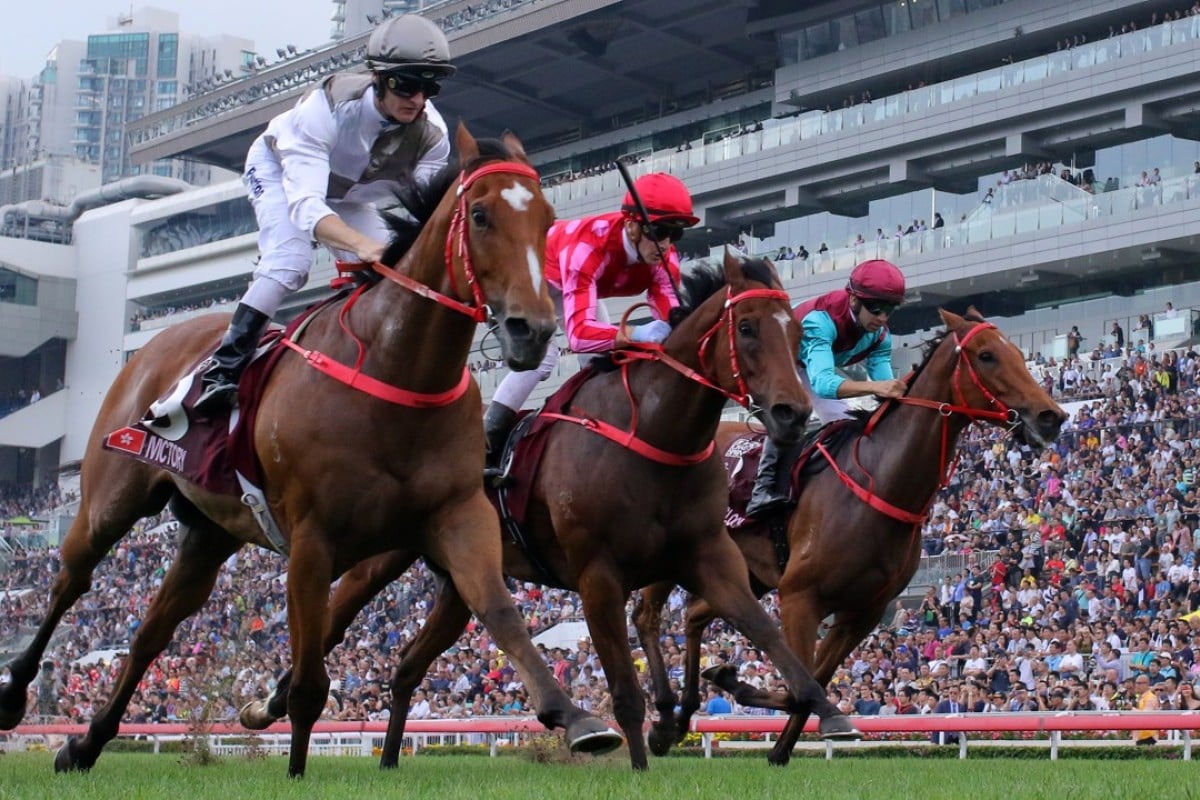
left=0, top=1, right=334, bottom=80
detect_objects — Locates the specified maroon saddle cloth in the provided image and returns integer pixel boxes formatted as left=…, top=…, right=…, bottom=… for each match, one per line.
left=100, top=309, right=322, bottom=497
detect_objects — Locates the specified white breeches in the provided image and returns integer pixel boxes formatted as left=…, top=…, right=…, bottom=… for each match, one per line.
left=242, top=138, right=391, bottom=317
left=490, top=288, right=611, bottom=410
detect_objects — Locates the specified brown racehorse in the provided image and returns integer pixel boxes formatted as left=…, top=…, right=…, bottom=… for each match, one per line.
left=634, top=308, right=1067, bottom=763
left=0, top=126, right=624, bottom=777
left=238, top=251, right=861, bottom=769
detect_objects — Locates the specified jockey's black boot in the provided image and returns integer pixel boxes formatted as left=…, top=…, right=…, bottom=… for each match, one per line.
left=194, top=303, right=271, bottom=417
left=483, top=401, right=519, bottom=484
left=745, top=439, right=799, bottom=518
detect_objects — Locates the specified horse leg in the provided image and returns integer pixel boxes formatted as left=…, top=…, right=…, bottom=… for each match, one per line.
left=378, top=571, right=471, bottom=768
left=632, top=582, right=675, bottom=757
left=765, top=586, right=824, bottom=766
left=55, top=519, right=240, bottom=772
left=428, top=494, right=620, bottom=755
left=240, top=549, right=418, bottom=729
left=282, top=531, right=335, bottom=778
left=682, top=537, right=858, bottom=739
left=1, top=479, right=169, bottom=730
left=767, top=609, right=884, bottom=765
left=676, top=598, right=716, bottom=744
left=577, top=568, right=647, bottom=769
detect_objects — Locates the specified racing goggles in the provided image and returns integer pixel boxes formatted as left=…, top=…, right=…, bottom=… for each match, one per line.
left=384, top=74, right=441, bottom=99
left=641, top=222, right=686, bottom=244
left=860, top=299, right=898, bottom=317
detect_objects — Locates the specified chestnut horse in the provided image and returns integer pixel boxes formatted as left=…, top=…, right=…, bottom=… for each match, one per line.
left=239, top=252, right=860, bottom=769
left=0, top=126, right=623, bottom=776
left=634, top=309, right=1067, bottom=763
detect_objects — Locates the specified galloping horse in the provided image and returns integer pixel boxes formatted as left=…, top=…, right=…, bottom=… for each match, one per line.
left=635, top=309, right=1066, bottom=763
left=239, top=251, right=859, bottom=769
left=0, top=126, right=623, bottom=776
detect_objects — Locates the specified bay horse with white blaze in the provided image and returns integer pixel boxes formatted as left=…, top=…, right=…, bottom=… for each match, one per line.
left=634, top=308, right=1066, bottom=763
left=0, top=125, right=623, bottom=776
left=239, top=251, right=861, bottom=769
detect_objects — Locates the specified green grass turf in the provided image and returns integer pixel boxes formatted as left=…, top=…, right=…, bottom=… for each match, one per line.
left=0, top=752, right=1195, bottom=800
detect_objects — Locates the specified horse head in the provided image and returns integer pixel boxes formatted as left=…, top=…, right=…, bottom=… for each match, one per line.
left=672, top=248, right=811, bottom=445
left=934, top=307, right=1067, bottom=447
left=450, top=124, right=557, bottom=370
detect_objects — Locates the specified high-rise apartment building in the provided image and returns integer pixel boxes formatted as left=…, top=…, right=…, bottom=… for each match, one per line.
left=66, top=7, right=253, bottom=183
left=11, top=8, right=253, bottom=186
left=330, top=0, right=425, bottom=41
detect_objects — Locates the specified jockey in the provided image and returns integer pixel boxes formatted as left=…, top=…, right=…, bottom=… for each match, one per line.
left=481, top=172, right=700, bottom=473
left=195, top=15, right=456, bottom=415
left=745, top=258, right=908, bottom=517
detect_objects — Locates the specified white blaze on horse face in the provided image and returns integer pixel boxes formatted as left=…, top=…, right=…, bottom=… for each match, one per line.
left=526, top=246, right=542, bottom=293
left=773, top=310, right=792, bottom=341
left=501, top=181, right=534, bottom=212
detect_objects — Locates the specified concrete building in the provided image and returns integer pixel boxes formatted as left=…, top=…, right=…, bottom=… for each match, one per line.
left=2, top=0, right=1200, bottom=490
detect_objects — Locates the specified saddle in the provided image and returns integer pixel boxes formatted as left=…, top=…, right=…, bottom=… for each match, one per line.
left=485, top=366, right=600, bottom=588
left=723, top=418, right=862, bottom=530
left=101, top=294, right=347, bottom=553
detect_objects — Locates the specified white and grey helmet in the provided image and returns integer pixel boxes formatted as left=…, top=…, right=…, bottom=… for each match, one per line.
left=365, top=15, right=456, bottom=80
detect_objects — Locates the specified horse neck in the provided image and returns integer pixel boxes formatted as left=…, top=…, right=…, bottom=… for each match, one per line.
left=355, top=207, right=475, bottom=390
left=869, top=340, right=974, bottom=501
left=622, top=300, right=730, bottom=453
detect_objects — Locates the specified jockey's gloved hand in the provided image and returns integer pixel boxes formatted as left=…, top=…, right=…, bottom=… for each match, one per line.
left=630, top=320, right=672, bottom=344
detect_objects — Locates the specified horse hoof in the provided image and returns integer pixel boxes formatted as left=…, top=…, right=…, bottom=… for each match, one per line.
left=647, top=726, right=674, bottom=757
left=0, top=698, right=27, bottom=731
left=54, top=738, right=89, bottom=773
left=239, top=699, right=280, bottom=730
left=566, top=718, right=623, bottom=756
left=819, top=716, right=862, bottom=740
left=699, top=663, right=737, bottom=689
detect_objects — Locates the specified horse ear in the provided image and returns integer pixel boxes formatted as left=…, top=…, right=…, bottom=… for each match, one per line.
left=938, top=308, right=966, bottom=329
left=964, top=305, right=987, bottom=322
left=500, top=130, right=530, bottom=164
left=455, top=122, right=479, bottom=163
left=722, top=246, right=745, bottom=284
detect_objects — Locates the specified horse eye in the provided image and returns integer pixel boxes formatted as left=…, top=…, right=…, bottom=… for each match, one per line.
left=471, top=206, right=488, bottom=227
left=737, top=319, right=755, bottom=337
left=978, top=350, right=995, bottom=363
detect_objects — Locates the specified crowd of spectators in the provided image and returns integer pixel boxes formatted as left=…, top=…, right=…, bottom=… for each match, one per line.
left=0, top=385, right=52, bottom=418
left=129, top=296, right=239, bottom=332
left=6, top=366, right=1200, bottom=734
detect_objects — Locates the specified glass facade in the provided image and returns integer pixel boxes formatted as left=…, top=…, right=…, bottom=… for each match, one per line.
left=87, top=32, right=150, bottom=76
left=0, top=266, right=38, bottom=306
left=156, top=33, right=178, bottom=78
left=138, top=197, right=257, bottom=259
left=780, top=0, right=1013, bottom=65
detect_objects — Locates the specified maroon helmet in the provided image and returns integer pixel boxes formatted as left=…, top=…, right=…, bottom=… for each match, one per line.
left=848, top=259, right=906, bottom=304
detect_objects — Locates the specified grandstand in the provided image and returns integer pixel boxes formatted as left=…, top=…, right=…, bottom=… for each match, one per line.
left=3, top=0, right=1200, bottom=731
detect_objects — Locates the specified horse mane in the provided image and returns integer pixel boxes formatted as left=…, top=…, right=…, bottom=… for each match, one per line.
left=674, top=256, right=777, bottom=321
left=907, top=308, right=989, bottom=384
left=818, top=309, right=991, bottom=458
left=378, top=137, right=514, bottom=266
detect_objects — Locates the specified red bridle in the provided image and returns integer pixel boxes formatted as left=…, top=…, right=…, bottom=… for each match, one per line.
left=284, top=159, right=543, bottom=407
left=818, top=321, right=1022, bottom=526
left=542, top=286, right=793, bottom=465
left=368, top=160, right=542, bottom=323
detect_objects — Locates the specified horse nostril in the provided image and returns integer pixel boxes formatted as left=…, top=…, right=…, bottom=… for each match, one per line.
left=769, top=403, right=807, bottom=429
left=1038, top=409, right=1064, bottom=433
left=503, top=317, right=532, bottom=342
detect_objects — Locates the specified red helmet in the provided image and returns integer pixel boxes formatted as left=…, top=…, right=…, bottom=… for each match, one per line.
left=622, top=173, right=700, bottom=227
left=848, top=259, right=906, bottom=304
